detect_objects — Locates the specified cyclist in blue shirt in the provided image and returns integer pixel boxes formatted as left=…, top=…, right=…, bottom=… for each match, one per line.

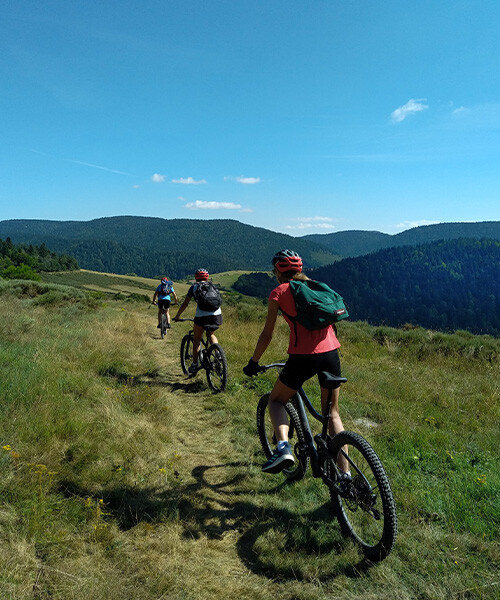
left=173, top=269, right=222, bottom=374
left=152, top=277, right=178, bottom=329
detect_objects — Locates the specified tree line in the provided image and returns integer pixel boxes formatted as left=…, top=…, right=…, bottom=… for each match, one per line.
left=0, top=237, right=79, bottom=281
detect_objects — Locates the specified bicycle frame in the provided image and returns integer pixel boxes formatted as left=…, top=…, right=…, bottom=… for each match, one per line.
left=180, top=321, right=209, bottom=347
left=262, top=363, right=347, bottom=487
left=291, top=386, right=337, bottom=480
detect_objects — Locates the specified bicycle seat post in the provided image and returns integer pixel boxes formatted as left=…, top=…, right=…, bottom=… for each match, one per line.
left=321, top=388, right=334, bottom=437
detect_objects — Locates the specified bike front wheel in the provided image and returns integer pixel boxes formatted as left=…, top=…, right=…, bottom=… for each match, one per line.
left=256, top=393, right=309, bottom=482
left=327, top=430, right=397, bottom=562
left=205, top=343, right=228, bottom=393
left=180, top=334, right=193, bottom=374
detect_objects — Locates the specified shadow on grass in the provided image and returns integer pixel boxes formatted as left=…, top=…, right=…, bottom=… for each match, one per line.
left=58, top=460, right=372, bottom=581
left=100, top=364, right=210, bottom=395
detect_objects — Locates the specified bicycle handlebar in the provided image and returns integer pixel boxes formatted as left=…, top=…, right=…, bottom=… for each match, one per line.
left=258, top=362, right=286, bottom=372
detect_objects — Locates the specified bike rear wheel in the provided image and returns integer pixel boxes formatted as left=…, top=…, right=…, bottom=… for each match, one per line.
left=160, top=313, right=167, bottom=339
left=327, top=430, right=397, bottom=562
left=256, top=393, right=309, bottom=482
left=205, top=343, right=228, bottom=393
left=180, top=334, right=193, bottom=374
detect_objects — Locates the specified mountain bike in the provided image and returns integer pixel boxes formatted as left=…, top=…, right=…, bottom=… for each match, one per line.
left=152, top=301, right=171, bottom=339
left=255, top=363, right=397, bottom=562
left=177, top=319, right=228, bottom=393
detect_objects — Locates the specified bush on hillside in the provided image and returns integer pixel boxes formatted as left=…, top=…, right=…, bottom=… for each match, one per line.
left=0, top=279, right=98, bottom=308
left=1, top=264, right=41, bottom=281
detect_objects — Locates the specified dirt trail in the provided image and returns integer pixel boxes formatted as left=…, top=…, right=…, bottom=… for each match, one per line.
left=129, top=309, right=271, bottom=598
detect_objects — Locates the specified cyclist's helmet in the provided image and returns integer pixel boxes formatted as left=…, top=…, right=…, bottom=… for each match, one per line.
left=272, top=249, right=303, bottom=273
left=195, top=268, right=209, bottom=281
left=161, top=277, right=168, bottom=284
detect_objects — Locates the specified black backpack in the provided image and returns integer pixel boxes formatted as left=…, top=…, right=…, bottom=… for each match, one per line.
left=160, top=281, right=173, bottom=295
left=195, top=281, right=222, bottom=311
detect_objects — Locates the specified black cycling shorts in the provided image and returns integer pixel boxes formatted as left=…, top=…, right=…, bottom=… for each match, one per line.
left=279, top=349, right=341, bottom=391
left=158, top=299, right=171, bottom=310
left=194, top=314, right=222, bottom=332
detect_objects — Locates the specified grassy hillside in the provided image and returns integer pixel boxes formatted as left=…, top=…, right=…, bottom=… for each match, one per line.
left=0, top=277, right=498, bottom=599
left=40, top=269, right=191, bottom=300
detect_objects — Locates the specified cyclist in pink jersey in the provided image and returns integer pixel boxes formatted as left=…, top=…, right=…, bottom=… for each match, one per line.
left=244, top=249, right=346, bottom=474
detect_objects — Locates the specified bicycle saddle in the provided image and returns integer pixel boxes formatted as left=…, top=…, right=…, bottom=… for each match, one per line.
left=318, top=371, right=348, bottom=389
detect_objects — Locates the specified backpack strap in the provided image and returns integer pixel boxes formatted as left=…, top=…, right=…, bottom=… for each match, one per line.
left=279, top=282, right=299, bottom=347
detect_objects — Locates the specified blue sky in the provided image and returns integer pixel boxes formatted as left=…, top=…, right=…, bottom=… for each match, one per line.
left=1, top=1, right=499, bottom=235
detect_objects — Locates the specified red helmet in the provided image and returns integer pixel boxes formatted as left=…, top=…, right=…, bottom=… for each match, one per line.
left=272, top=249, right=303, bottom=273
left=195, top=268, right=209, bottom=281
left=161, top=277, right=168, bottom=284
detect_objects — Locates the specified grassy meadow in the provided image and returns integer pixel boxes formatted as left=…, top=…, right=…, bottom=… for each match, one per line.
left=0, top=273, right=498, bottom=600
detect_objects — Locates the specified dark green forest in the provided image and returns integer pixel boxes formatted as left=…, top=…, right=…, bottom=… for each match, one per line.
left=304, top=221, right=500, bottom=257
left=0, top=238, right=79, bottom=281
left=311, top=238, right=500, bottom=336
left=233, top=272, right=276, bottom=297
left=234, top=239, right=500, bottom=337
left=0, top=217, right=338, bottom=277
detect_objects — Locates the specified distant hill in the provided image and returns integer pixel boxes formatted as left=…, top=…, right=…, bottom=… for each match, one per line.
left=303, top=221, right=500, bottom=257
left=309, top=238, right=500, bottom=336
left=0, top=216, right=339, bottom=279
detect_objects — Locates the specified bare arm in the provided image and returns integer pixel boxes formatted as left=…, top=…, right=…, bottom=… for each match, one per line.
left=173, top=295, right=191, bottom=320
left=251, top=299, right=280, bottom=362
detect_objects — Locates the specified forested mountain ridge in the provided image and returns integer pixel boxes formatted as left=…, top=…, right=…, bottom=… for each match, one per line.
left=310, top=238, right=500, bottom=336
left=303, top=221, right=500, bottom=257
left=0, top=216, right=339, bottom=278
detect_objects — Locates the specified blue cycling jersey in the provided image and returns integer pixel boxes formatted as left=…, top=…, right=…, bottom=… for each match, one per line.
left=156, top=283, right=174, bottom=300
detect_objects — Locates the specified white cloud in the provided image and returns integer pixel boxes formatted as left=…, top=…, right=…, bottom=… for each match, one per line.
left=285, top=217, right=335, bottom=231
left=391, top=98, right=429, bottom=123
left=225, top=175, right=261, bottom=184
left=184, top=200, right=243, bottom=210
left=132, top=184, right=141, bottom=189
left=286, top=223, right=335, bottom=230
left=151, top=173, right=166, bottom=183
left=236, top=176, right=260, bottom=184
left=172, top=177, right=207, bottom=185
left=394, top=219, right=440, bottom=230
left=288, top=216, right=334, bottom=223
left=449, top=102, right=500, bottom=129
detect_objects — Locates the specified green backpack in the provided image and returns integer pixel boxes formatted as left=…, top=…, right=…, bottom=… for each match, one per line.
left=285, top=279, right=348, bottom=332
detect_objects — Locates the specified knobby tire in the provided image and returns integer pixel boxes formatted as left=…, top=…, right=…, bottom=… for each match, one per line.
left=327, top=430, right=397, bottom=562
left=180, top=334, right=193, bottom=374
left=205, top=343, right=228, bottom=393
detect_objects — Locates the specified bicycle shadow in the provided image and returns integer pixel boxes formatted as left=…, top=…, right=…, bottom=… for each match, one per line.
left=58, top=458, right=371, bottom=581
left=186, top=461, right=373, bottom=580
left=104, top=367, right=208, bottom=394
